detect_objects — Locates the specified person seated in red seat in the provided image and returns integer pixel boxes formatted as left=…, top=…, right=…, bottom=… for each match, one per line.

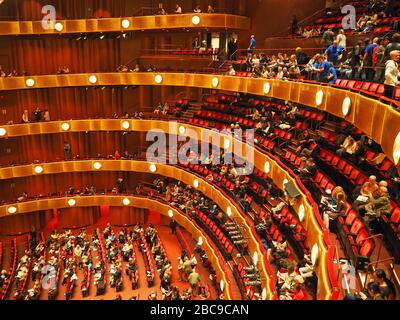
left=114, top=150, right=121, bottom=159
left=297, top=158, right=317, bottom=180
left=290, top=283, right=307, bottom=300
left=322, top=186, right=346, bottom=231
left=363, top=186, right=391, bottom=228
left=353, top=175, right=379, bottom=209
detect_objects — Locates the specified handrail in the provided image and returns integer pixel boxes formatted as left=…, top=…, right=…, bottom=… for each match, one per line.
left=363, top=257, right=395, bottom=290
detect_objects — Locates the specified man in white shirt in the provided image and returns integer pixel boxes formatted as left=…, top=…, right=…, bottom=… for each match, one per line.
left=384, top=50, right=400, bottom=100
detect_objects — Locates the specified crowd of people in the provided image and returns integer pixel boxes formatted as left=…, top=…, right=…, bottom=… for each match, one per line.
left=228, top=31, right=400, bottom=101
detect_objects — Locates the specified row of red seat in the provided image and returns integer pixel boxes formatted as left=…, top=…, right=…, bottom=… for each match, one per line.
left=14, top=235, right=31, bottom=299
left=283, top=149, right=376, bottom=267
left=172, top=47, right=219, bottom=56
left=0, top=239, right=17, bottom=300
left=196, top=210, right=234, bottom=255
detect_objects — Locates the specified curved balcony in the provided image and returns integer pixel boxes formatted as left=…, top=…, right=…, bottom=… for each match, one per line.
left=0, top=14, right=250, bottom=36
left=1, top=193, right=233, bottom=299
left=0, top=119, right=340, bottom=299
left=0, top=160, right=271, bottom=299
left=0, top=73, right=398, bottom=166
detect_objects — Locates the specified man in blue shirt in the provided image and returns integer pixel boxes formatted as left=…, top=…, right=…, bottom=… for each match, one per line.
left=327, top=62, right=338, bottom=84
left=363, top=37, right=378, bottom=81
left=316, top=55, right=331, bottom=82
left=248, top=35, right=256, bottom=55
left=325, top=40, right=344, bottom=65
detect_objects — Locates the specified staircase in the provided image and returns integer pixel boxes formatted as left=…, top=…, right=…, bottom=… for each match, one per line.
left=181, top=102, right=202, bottom=121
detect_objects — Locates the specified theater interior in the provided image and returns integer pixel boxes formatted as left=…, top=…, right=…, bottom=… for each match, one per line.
left=0, top=0, right=399, bottom=302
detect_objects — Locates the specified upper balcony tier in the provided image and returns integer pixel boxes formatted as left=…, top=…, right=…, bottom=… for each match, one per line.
left=0, top=14, right=251, bottom=36
left=0, top=72, right=399, bottom=167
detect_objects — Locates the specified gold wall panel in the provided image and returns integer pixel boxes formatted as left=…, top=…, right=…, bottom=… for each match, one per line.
left=0, top=73, right=396, bottom=166
left=0, top=14, right=250, bottom=36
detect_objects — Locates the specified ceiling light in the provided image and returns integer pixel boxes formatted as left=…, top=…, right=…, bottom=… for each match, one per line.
left=342, top=97, right=351, bottom=116
left=264, top=161, right=270, bottom=174
left=93, top=162, right=102, bottom=170
left=154, top=74, right=163, bottom=84
left=122, top=121, right=130, bottom=129
left=25, top=78, right=35, bottom=87
left=212, top=77, right=219, bottom=87
left=7, top=206, right=17, bottom=214
left=315, top=90, right=324, bottom=106
left=263, top=82, right=271, bottom=94
left=54, top=22, right=63, bottom=32
left=192, top=15, right=201, bottom=25
left=89, top=75, right=97, bottom=84
left=61, top=122, right=70, bottom=131
left=121, top=19, right=130, bottom=29
left=34, top=165, right=44, bottom=174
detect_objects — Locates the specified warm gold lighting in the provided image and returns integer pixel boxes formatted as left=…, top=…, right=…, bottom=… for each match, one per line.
left=342, top=97, right=351, bottom=116
left=25, top=78, right=35, bottom=87
left=123, top=198, right=130, bottom=206
left=298, top=204, right=305, bottom=222
left=227, top=206, right=232, bottom=217
left=54, top=22, right=64, bottom=32
left=93, top=162, right=102, bottom=170
left=315, top=90, right=324, bottom=106
left=192, top=15, right=201, bottom=25
left=7, top=206, right=17, bottom=214
left=393, top=132, right=400, bottom=165
left=149, top=164, right=157, bottom=172
left=89, top=75, right=98, bottom=84
left=193, top=179, right=199, bottom=188
left=61, top=122, right=70, bottom=131
left=34, top=165, right=44, bottom=174
left=68, top=199, right=76, bottom=207
left=263, top=82, right=271, bottom=94
left=168, top=209, right=174, bottom=218
left=122, top=121, right=130, bottom=129
left=212, top=77, right=219, bottom=87
left=154, top=74, right=163, bottom=84
left=121, top=19, right=130, bottom=29
left=0, top=128, right=6, bottom=137
left=178, top=125, right=186, bottom=135
left=264, top=161, right=270, bottom=174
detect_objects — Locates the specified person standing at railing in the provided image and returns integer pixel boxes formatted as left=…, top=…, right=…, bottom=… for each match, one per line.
left=385, top=33, right=400, bottom=60
left=383, top=50, right=400, bottom=100
left=373, top=37, right=389, bottom=83
left=363, top=37, right=379, bottom=82
left=248, top=35, right=256, bottom=56
left=325, top=40, right=344, bottom=65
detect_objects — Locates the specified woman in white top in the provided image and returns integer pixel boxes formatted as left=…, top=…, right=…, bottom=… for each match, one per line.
left=384, top=50, right=400, bottom=100
left=336, top=29, right=346, bottom=50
